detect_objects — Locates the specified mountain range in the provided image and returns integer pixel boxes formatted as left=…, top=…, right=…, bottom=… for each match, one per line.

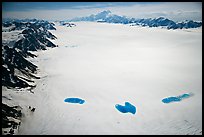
left=70, top=10, right=202, bottom=29
left=2, top=19, right=58, bottom=134
left=2, top=19, right=57, bottom=89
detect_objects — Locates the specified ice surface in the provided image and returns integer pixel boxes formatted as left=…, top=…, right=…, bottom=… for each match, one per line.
left=64, top=45, right=79, bottom=48
left=64, top=98, right=85, bottom=104
left=6, top=22, right=201, bottom=135
left=115, top=102, right=136, bottom=114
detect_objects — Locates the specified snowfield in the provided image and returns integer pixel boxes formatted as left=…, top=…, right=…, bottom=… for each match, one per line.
left=2, top=28, right=24, bottom=48
left=3, top=22, right=202, bottom=135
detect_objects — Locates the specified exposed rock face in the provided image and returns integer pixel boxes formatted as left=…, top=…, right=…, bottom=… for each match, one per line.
left=2, top=103, right=22, bottom=135
left=2, top=45, right=38, bottom=88
left=2, top=19, right=56, bottom=31
left=2, top=19, right=58, bottom=135
left=2, top=19, right=57, bottom=89
left=14, top=27, right=56, bottom=52
left=59, top=21, right=76, bottom=27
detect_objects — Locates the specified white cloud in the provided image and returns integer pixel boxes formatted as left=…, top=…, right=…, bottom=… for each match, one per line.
left=3, top=9, right=101, bottom=20
left=106, top=2, right=202, bottom=21
left=2, top=2, right=202, bottom=22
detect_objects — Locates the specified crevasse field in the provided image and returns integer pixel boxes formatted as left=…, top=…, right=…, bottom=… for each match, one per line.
left=5, top=22, right=202, bottom=135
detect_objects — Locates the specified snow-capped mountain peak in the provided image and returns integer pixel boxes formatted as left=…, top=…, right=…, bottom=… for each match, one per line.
left=69, top=10, right=202, bottom=29
left=95, top=10, right=112, bottom=18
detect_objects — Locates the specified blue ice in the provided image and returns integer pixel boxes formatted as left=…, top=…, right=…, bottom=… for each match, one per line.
left=64, top=98, right=85, bottom=104
left=162, top=93, right=192, bottom=103
left=115, top=102, right=136, bottom=114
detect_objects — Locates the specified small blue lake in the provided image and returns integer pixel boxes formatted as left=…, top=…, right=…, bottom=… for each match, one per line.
left=64, top=98, right=85, bottom=104
left=162, top=93, right=192, bottom=103
left=115, top=102, right=136, bottom=114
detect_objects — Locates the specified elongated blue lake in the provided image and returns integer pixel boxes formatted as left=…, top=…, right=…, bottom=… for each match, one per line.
left=115, top=102, right=136, bottom=114
left=162, top=93, right=192, bottom=103
left=64, top=98, right=85, bottom=104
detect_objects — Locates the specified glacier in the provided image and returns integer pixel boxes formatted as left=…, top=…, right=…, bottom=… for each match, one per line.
left=2, top=20, right=202, bottom=135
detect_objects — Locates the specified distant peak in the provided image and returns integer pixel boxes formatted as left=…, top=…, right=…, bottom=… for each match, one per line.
left=101, top=10, right=111, bottom=14
left=155, top=17, right=166, bottom=20
left=97, top=10, right=111, bottom=15
left=157, top=17, right=165, bottom=19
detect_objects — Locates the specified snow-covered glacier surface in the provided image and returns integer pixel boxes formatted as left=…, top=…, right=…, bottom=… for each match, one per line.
left=15, top=22, right=201, bottom=135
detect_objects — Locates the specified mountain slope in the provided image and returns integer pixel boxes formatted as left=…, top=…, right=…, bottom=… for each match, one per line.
left=2, top=19, right=57, bottom=88
left=2, top=19, right=59, bottom=135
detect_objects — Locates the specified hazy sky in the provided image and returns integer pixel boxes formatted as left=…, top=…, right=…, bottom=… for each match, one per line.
left=2, top=2, right=202, bottom=22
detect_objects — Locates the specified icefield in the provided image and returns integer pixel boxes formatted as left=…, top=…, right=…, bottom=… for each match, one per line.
left=3, top=22, right=202, bottom=135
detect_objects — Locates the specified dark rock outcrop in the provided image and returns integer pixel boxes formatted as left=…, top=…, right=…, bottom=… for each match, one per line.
left=2, top=19, right=58, bottom=135
left=2, top=45, right=38, bottom=88
left=2, top=103, right=22, bottom=135
left=2, top=19, right=57, bottom=89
